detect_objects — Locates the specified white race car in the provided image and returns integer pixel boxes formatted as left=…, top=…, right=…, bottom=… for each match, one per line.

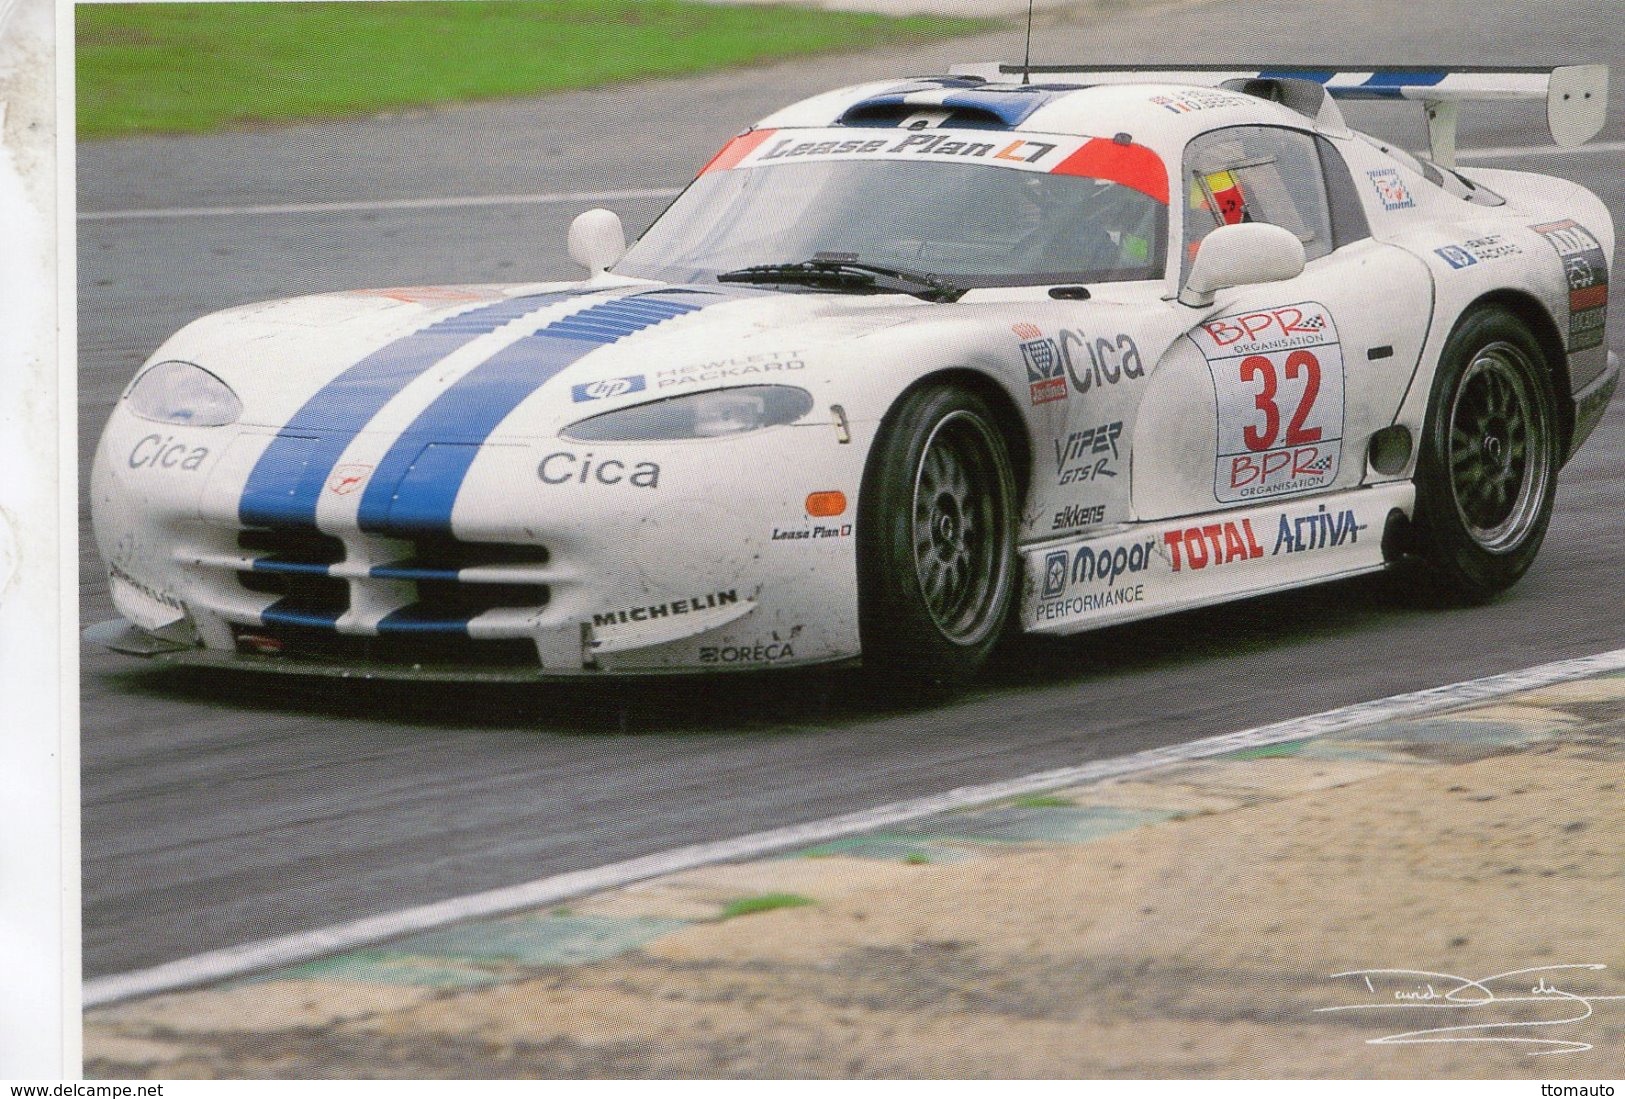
left=90, top=64, right=1618, bottom=683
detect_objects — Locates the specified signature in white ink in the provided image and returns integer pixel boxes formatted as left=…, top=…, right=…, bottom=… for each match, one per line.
left=1318, top=965, right=1625, bottom=1055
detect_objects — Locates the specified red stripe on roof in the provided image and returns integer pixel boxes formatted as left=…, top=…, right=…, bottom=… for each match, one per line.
left=699, top=129, right=779, bottom=175
left=1050, top=138, right=1169, bottom=204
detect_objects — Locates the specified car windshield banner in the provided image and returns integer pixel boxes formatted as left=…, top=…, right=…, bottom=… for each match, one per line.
left=702, top=126, right=1169, bottom=204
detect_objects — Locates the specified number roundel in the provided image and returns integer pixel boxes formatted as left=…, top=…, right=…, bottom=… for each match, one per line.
left=1191, top=301, right=1346, bottom=503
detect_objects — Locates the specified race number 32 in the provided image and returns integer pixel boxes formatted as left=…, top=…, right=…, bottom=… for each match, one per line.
left=1192, top=302, right=1345, bottom=503
left=1239, top=348, right=1323, bottom=452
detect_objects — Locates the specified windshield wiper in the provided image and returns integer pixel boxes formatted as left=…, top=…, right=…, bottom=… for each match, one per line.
left=716, top=258, right=966, bottom=303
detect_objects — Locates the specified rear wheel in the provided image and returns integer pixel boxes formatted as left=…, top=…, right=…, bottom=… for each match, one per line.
left=857, top=385, right=1018, bottom=684
left=1411, top=308, right=1559, bottom=601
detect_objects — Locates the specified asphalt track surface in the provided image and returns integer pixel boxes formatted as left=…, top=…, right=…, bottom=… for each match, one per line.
left=79, top=0, right=1625, bottom=979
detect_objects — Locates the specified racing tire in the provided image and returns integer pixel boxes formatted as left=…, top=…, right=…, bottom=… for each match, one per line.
left=1411, top=308, right=1560, bottom=602
left=857, top=384, right=1019, bottom=685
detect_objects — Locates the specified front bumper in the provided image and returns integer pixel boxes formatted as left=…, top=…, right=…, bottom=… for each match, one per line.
left=1569, top=350, right=1619, bottom=461
left=90, top=418, right=870, bottom=678
left=82, top=618, right=861, bottom=681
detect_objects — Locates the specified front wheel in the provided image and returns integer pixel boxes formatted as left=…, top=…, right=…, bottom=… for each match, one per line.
left=1411, top=308, right=1559, bottom=601
left=857, top=385, right=1019, bottom=684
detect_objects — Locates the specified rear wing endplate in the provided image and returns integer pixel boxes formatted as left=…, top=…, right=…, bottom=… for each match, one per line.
left=948, top=64, right=1608, bottom=168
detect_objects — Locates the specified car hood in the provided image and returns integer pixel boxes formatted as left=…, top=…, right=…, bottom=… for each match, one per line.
left=152, top=279, right=1195, bottom=440
left=156, top=281, right=931, bottom=435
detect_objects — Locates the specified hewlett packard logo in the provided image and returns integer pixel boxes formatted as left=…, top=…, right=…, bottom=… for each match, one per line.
left=571, top=375, right=646, bottom=402
left=1434, top=245, right=1477, bottom=269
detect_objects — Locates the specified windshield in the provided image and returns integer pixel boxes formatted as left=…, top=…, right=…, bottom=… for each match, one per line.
left=617, top=132, right=1168, bottom=289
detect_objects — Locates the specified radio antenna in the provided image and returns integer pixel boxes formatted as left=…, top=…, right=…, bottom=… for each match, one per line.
left=1021, top=0, right=1034, bottom=84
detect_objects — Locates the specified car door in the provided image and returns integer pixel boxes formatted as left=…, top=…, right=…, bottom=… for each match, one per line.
left=1132, top=124, right=1433, bottom=519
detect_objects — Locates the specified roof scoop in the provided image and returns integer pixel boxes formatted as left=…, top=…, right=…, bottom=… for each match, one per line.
left=838, top=78, right=1082, bottom=130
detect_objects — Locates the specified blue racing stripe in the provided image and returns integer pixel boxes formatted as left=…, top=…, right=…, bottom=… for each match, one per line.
left=260, top=600, right=345, bottom=629
left=375, top=606, right=474, bottom=635
left=238, top=292, right=582, bottom=530
left=1259, top=69, right=1336, bottom=83
left=1347, top=70, right=1447, bottom=99
left=1362, top=70, right=1447, bottom=88
left=1306, top=69, right=1450, bottom=100
left=355, top=290, right=724, bottom=537
left=249, top=558, right=334, bottom=576
left=369, top=562, right=462, bottom=582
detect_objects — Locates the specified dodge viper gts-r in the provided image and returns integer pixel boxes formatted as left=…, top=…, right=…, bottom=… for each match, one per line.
left=89, top=64, right=1618, bottom=683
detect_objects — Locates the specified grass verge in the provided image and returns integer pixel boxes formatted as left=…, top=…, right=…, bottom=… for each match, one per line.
left=1009, top=794, right=1075, bottom=809
left=717, top=892, right=815, bottom=920
left=77, top=1, right=995, bottom=139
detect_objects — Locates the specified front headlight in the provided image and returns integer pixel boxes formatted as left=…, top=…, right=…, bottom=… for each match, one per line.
left=124, top=360, right=243, bottom=427
left=563, top=385, right=815, bottom=441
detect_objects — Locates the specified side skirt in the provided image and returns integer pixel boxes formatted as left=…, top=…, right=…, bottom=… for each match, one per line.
left=1020, top=482, right=1415, bottom=637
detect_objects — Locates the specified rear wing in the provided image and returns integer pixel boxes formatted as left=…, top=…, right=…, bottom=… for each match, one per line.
left=947, top=64, right=1608, bottom=168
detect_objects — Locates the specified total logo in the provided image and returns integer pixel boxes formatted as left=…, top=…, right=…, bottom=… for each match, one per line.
left=538, top=451, right=660, bottom=488
left=1163, top=518, right=1264, bottom=571
left=571, top=375, right=646, bottom=403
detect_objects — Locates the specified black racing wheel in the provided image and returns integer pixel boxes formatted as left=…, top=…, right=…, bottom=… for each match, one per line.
left=1411, top=307, right=1560, bottom=601
left=857, top=384, right=1019, bottom=684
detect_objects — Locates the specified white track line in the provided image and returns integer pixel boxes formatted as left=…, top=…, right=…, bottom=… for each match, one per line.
left=77, top=186, right=683, bottom=222
left=83, top=647, right=1625, bottom=1008
left=75, top=140, right=1625, bottom=222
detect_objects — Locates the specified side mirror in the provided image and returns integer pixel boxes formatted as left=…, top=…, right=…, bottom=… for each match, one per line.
left=1179, top=222, right=1306, bottom=307
left=568, top=208, right=626, bottom=279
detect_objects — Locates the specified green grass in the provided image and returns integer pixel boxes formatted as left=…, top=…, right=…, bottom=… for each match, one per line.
left=77, top=1, right=995, bottom=139
left=1010, top=794, right=1075, bottom=809
left=1224, top=740, right=1309, bottom=760
left=717, top=892, right=815, bottom=920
